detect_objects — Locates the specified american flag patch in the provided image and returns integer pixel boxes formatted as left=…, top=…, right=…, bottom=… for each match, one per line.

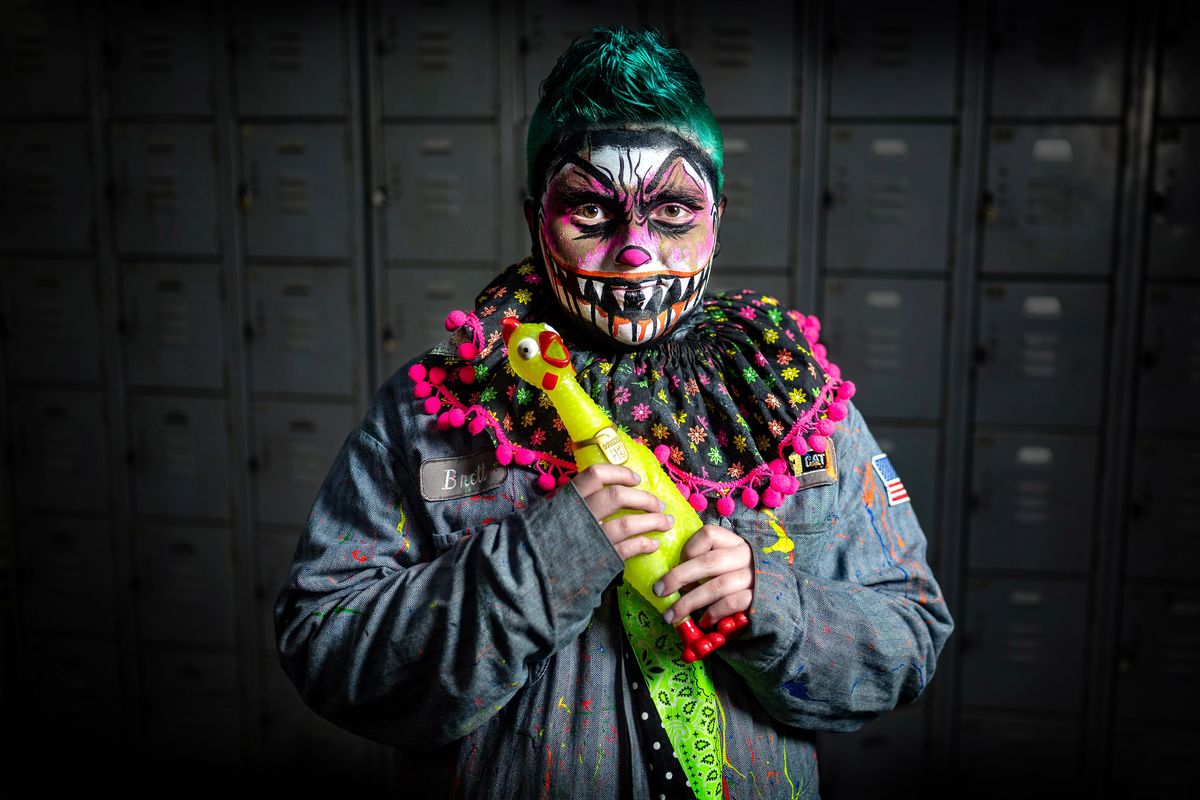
left=871, top=454, right=910, bottom=506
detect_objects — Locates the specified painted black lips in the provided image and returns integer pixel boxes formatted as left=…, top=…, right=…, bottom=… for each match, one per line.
left=549, top=261, right=709, bottom=318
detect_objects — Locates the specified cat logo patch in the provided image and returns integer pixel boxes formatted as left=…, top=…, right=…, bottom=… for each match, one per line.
left=788, top=440, right=838, bottom=490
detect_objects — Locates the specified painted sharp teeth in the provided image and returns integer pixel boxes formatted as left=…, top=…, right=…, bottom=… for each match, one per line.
left=638, top=287, right=654, bottom=308
left=589, top=280, right=603, bottom=302
left=611, top=287, right=626, bottom=308
left=576, top=277, right=588, bottom=298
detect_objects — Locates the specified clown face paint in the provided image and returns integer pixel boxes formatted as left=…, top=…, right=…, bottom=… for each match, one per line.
left=536, top=128, right=721, bottom=346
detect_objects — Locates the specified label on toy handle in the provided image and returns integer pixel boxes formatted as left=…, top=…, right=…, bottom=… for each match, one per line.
left=593, top=426, right=629, bottom=465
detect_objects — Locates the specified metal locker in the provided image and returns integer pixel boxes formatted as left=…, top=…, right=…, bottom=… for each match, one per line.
left=825, top=124, right=954, bottom=273
left=816, top=706, right=925, bottom=798
left=383, top=123, right=499, bottom=262
left=1116, top=586, right=1200, bottom=724
left=105, top=0, right=214, bottom=116
left=1, top=259, right=103, bottom=384
left=0, top=0, right=87, bottom=115
left=707, top=271, right=789, bottom=304
left=673, top=1, right=796, bottom=118
left=718, top=123, right=794, bottom=270
left=974, top=282, right=1108, bottom=427
left=248, top=265, right=359, bottom=397
left=232, top=0, right=349, bottom=117
left=378, top=0, right=496, bottom=117
left=111, top=123, right=219, bottom=257
left=241, top=124, right=353, bottom=260
left=960, top=576, right=1089, bottom=713
left=821, top=277, right=945, bottom=421
left=1160, top=1, right=1200, bottom=118
left=8, top=389, right=110, bottom=513
left=982, top=125, right=1119, bottom=275
left=0, top=123, right=93, bottom=254
left=258, top=531, right=301, bottom=651
left=828, top=0, right=959, bottom=118
left=1125, top=438, right=1200, bottom=582
left=145, top=704, right=242, bottom=768
left=252, top=401, right=357, bottom=527
left=127, top=395, right=232, bottom=521
left=134, top=524, right=236, bottom=646
left=520, top=0, right=641, bottom=118
left=958, top=713, right=1081, bottom=793
left=968, top=431, right=1098, bottom=573
left=143, top=648, right=239, bottom=701
left=28, top=637, right=121, bottom=743
left=1111, top=725, right=1200, bottom=797
left=120, top=262, right=225, bottom=391
left=870, top=423, right=940, bottom=541
left=1148, top=127, right=1200, bottom=278
left=17, top=517, right=116, bottom=635
left=1137, top=285, right=1200, bottom=429
left=383, top=264, right=499, bottom=373
left=989, top=1, right=1128, bottom=118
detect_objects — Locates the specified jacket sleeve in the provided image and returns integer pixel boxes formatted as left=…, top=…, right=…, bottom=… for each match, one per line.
left=273, top=380, right=624, bottom=749
left=717, top=401, right=953, bottom=731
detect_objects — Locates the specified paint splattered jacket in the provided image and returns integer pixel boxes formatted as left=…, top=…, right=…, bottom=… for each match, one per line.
left=275, top=263, right=953, bottom=798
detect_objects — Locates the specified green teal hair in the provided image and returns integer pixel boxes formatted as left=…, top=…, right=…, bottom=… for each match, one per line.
left=526, top=26, right=724, bottom=199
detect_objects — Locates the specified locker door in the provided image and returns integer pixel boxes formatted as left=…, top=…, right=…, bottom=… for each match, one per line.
left=1116, top=586, right=1200, bottom=724
left=120, top=262, right=225, bottom=390
left=134, top=525, right=236, bottom=646
left=144, top=648, right=239, bottom=702
left=520, top=0, right=640, bottom=118
left=257, top=531, right=301, bottom=652
left=961, top=577, right=1089, bottom=713
left=145, top=704, right=242, bottom=769
left=0, top=123, right=92, bottom=254
left=1126, top=439, right=1200, bottom=582
left=982, top=125, right=1119, bottom=275
left=829, top=0, right=959, bottom=118
left=111, top=123, right=219, bottom=257
left=8, top=390, right=110, bottom=513
left=252, top=401, right=356, bottom=527
left=1111, top=725, right=1200, bottom=797
left=383, top=124, right=499, bottom=262
left=1160, top=1, right=1200, bottom=118
left=378, top=0, right=496, bottom=117
left=105, top=0, right=214, bottom=116
left=718, top=123, right=794, bottom=270
left=975, top=282, right=1108, bottom=427
left=989, top=1, right=1127, bottom=118
left=248, top=265, right=359, bottom=397
left=1137, top=285, right=1200, bottom=430
left=0, top=0, right=87, bottom=115
left=821, top=277, right=945, bottom=421
left=28, top=638, right=121, bottom=745
left=232, top=0, right=349, bottom=116
left=384, top=265, right=499, bottom=372
left=817, top=706, right=925, bottom=798
left=241, top=124, right=352, bottom=260
left=969, top=432, right=1098, bottom=573
left=871, top=424, right=940, bottom=541
left=127, top=396, right=232, bottom=521
left=959, top=713, right=1081, bottom=793
left=17, top=517, right=116, bottom=635
left=825, top=125, right=954, bottom=273
left=1149, top=126, right=1199, bottom=278
left=673, top=0, right=796, bottom=118
left=1, top=260, right=102, bottom=384
left=707, top=272, right=789, bottom=304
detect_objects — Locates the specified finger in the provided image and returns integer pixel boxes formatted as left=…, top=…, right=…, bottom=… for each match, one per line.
left=654, top=545, right=750, bottom=598
left=697, top=589, right=754, bottom=628
left=572, top=464, right=641, bottom=498
left=586, top=485, right=664, bottom=521
left=667, top=568, right=752, bottom=623
left=613, top=534, right=660, bottom=562
left=602, top=512, right=674, bottom=545
left=679, top=524, right=732, bottom=561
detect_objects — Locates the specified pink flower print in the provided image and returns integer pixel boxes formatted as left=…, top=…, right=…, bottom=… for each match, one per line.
left=505, top=385, right=516, bottom=399
left=633, top=364, right=648, bottom=376
left=529, top=428, right=546, bottom=446
left=697, top=416, right=710, bottom=429
left=755, top=352, right=769, bottom=367
left=631, top=402, right=651, bottom=421
left=612, top=385, right=631, bottom=405
left=684, top=378, right=700, bottom=396
left=524, top=274, right=541, bottom=284
left=739, top=306, right=757, bottom=320
left=698, top=373, right=711, bottom=386
left=716, top=429, right=729, bottom=447
left=671, top=374, right=682, bottom=390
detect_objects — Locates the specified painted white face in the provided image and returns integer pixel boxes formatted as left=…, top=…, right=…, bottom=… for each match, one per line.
left=537, top=131, right=721, bottom=346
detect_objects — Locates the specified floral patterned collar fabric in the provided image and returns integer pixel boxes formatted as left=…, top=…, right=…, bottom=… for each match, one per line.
left=408, top=257, right=856, bottom=516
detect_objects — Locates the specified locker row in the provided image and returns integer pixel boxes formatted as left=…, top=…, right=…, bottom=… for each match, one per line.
left=8, top=1, right=1195, bottom=122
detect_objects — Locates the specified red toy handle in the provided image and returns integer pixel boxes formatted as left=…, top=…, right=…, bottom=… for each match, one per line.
left=675, top=613, right=750, bottom=663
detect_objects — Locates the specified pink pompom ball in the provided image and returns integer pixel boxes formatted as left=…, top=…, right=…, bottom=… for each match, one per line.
left=447, top=408, right=465, bottom=428
left=444, top=310, right=467, bottom=331
left=654, top=445, right=671, bottom=464
left=817, top=418, right=836, bottom=436
left=781, top=475, right=799, bottom=494
left=557, top=473, right=570, bottom=487
left=741, top=487, right=760, bottom=508
left=536, top=473, right=557, bottom=492
left=716, top=496, right=736, bottom=517
left=827, top=363, right=841, bottom=380
left=793, top=437, right=810, bottom=455
left=436, top=412, right=451, bottom=431
left=458, top=366, right=476, bottom=384
left=413, top=380, right=433, bottom=398
left=514, top=448, right=535, bottom=466
left=836, top=380, right=857, bottom=400
left=770, top=473, right=790, bottom=492
left=762, top=488, right=784, bottom=508
left=769, top=458, right=788, bottom=475
left=689, top=493, right=709, bottom=513
left=423, top=396, right=441, bottom=415
left=676, top=482, right=692, bottom=500
left=408, top=363, right=427, bottom=382
left=807, top=316, right=822, bottom=336
left=457, top=342, right=478, bottom=360
left=807, top=433, right=827, bottom=453
left=826, top=401, right=848, bottom=422
left=427, top=366, right=446, bottom=385
left=495, top=445, right=513, bottom=465
left=813, top=343, right=827, bottom=361
left=468, top=417, right=487, bottom=435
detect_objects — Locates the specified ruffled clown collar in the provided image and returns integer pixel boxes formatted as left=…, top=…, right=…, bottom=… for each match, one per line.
left=406, top=257, right=856, bottom=516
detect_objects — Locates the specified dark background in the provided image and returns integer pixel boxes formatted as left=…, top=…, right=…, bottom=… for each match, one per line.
left=0, top=0, right=1197, bottom=796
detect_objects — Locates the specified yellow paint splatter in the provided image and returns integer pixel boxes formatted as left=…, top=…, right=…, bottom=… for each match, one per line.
left=761, top=509, right=794, bottom=555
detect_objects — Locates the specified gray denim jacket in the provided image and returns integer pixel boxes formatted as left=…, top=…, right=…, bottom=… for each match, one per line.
left=275, top=352, right=953, bottom=799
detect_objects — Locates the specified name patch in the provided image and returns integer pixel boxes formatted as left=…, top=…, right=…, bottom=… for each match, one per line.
left=788, top=439, right=839, bottom=490
left=419, top=449, right=507, bottom=501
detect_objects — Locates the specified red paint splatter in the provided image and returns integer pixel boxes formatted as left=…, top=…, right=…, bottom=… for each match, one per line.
left=542, top=746, right=553, bottom=800
left=581, top=699, right=593, bottom=711
left=351, top=549, right=368, bottom=562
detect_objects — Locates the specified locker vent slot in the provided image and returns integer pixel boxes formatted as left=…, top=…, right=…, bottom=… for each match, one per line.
left=268, top=30, right=305, bottom=72
left=419, top=173, right=460, bottom=217
left=1012, top=479, right=1051, bottom=526
left=711, top=25, right=752, bottom=69
left=147, top=171, right=180, bottom=212
left=277, top=172, right=312, bottom=214
left=415, top=27, right=453, bottom=70
left=866, top=176, right=910, bottom=223
left=139, top=32, right=175, bottom=74
left=288, top=442, right=324, bottom=485
left=164, top=430, right=198, bottom=478
left=1020, top=332, right=1060, bottom=380
left=34, top=297, right=66, bottom=344
left=15, top=33, right=47, bottom=74
left=869, top=23, right=914, bottom=68
left=281, top=310, right=317, bottom=352
left=157, top=301, right=192, bottom=348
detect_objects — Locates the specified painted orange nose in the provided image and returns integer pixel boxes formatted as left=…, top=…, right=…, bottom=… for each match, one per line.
left=616, top=246, right=652, bottom=267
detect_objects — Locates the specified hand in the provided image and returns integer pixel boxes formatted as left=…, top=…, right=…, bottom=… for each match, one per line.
left=573, top=464, right=672, bottom=562
left=654, top=524, right=753, bottom=627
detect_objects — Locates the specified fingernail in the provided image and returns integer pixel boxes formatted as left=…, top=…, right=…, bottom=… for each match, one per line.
left=631, top=470, right=642, bottom=483
left=663, top=609, right=675, bottom=624
left=665, top=515, right=674, bottom=528
left=659, top=498, right=666, bottom=512
left=653, top=581, right=665, bottom=597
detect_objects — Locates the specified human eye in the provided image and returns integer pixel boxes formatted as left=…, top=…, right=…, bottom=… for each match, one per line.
left=571, top=204, right=611, bottom=226
left=651, top=203, right=698, bottom=226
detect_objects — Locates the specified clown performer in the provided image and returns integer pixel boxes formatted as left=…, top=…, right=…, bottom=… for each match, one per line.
left=276, top=26, right=953, bottom=800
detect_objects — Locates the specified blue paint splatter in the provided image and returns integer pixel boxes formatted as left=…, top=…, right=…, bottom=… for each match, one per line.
left=863, top=501, right=909, bottom=594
